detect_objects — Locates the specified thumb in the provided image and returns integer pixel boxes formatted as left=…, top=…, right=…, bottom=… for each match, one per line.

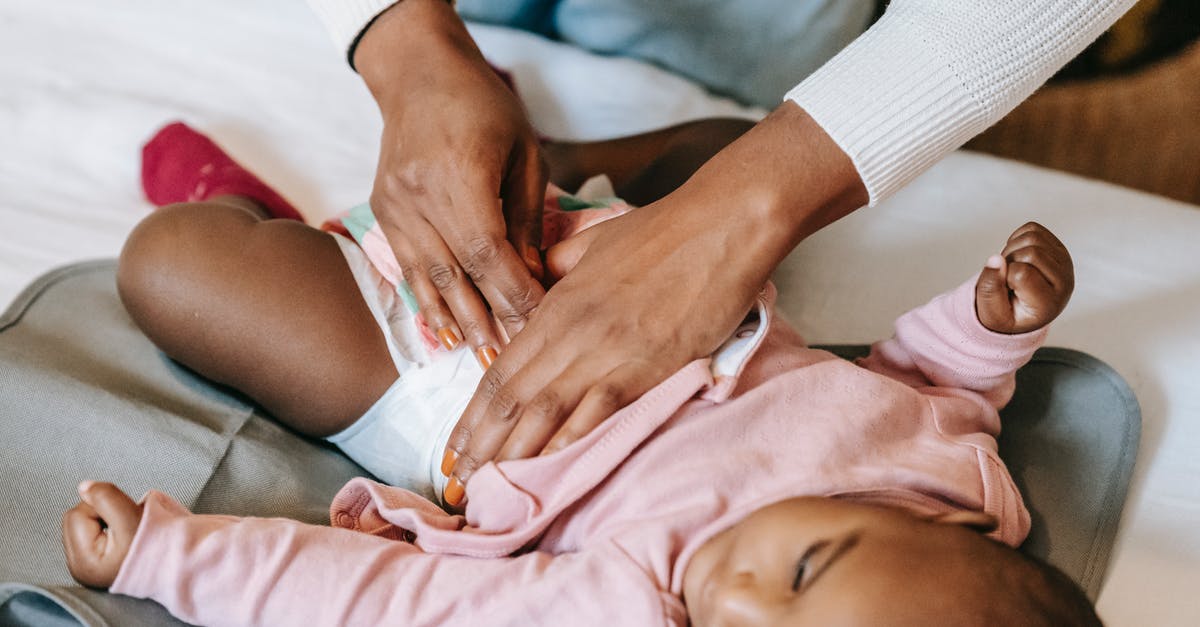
left=502, top=144, right=548, bottom=281
left=544, top=225, right=604, bottom=280
left=975, top=255, right=1014, bottom=332
left=79, top=481, right=142, bottom=542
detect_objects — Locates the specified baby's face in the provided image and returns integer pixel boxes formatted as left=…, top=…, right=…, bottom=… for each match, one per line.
left=682, top=496, right=1003, bottom=626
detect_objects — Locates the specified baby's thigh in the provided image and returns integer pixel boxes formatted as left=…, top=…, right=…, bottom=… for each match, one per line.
left=117, top=203, right=397, bottom=437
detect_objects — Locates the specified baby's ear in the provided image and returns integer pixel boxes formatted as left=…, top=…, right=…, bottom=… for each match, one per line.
left=929, top=510, right=998, bottom=534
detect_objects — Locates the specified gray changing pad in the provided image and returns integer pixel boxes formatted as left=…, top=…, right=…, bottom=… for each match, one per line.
left=0, top=261, right=1140, bottom=626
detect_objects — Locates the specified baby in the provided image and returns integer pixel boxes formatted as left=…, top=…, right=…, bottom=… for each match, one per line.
left=61, top=122, right=1099, bottom=626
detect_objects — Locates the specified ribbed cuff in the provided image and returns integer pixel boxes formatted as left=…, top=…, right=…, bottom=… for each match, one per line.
left=306, top=0, right=402, bottom=62
left=785, top=8, right=985, bottom=206
left=109, top=491, right=192, bottom=598
left=947, top=276, right=1048, bottom=358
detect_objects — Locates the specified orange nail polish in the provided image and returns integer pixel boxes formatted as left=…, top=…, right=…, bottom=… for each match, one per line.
left=440, top=449, right=458, bottom=477
left=524, top=244, right=544, bottom=280
left=444, top=476, right=465, bottom=507
left=476, top=346, right=498, bottom=369
left=437, top=327, right=461, bottom=351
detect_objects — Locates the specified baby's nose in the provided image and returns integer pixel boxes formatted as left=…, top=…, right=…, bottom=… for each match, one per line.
left=708, top=571, right=776, bottom=626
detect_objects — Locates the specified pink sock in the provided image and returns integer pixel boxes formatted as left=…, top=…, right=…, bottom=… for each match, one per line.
left=140, top=122, right=304, bottom=222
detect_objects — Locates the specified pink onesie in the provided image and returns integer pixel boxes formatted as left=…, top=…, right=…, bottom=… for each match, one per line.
left=109, top=277, right=1043, bottom=626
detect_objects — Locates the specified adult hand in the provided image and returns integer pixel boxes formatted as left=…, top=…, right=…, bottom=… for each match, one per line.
left=62, top=481, right=144, bottom=589
left=440, top=104, right=870, bottom=506
left=355, top=0, right=547, bottom=362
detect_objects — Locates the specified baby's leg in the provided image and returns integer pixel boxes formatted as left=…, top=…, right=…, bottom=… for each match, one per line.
left=543, top=117, right=755, bottom=205
left=117, top=196, right=397, bottom=437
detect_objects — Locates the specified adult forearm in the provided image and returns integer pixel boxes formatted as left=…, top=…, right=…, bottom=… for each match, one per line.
left=788, top=0, right=1137, bottom=205
left=305, top=0, right=404, bottom=61
left=659, top=102, right=869, bottom=290
left=353, top=0, right=481, bottom=108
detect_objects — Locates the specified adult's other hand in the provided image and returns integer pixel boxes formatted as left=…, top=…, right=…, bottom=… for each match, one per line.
left=355, top=0, right=547, bottom=363
left=441, top=104, right=870, bottom=505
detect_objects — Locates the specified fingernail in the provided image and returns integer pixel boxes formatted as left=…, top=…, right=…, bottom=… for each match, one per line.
left=77, top=480, right=96, bottom=497
left=476, top=346, right=498, bottom=369
left=524, top=244, right=544, bottom=280
left=440, top=449, right=458, bottom=477
left=437, top=327, right=461, bottom=351
left=443, top=476, right=465, bottom=507
left=986, top=255, right=1005, bottom=270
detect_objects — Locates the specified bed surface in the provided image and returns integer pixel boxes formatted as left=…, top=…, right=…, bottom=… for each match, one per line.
left=1, top=1, right=1197, bottom=624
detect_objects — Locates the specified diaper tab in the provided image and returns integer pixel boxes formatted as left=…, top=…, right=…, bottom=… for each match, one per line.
left=701, top=283, right=776, bottom=402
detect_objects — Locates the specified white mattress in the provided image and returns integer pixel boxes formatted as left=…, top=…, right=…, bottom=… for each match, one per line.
left=1, top=1, right=1197, bottom=624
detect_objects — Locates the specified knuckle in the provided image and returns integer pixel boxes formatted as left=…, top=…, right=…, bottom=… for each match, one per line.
left=590, top=383, right=624, bottom=414
left=388, top=162, right=429, bottom=197
left=553, top=424, right=586, bottom=447
left=495, top=287, right=541, bottom=327
left=398, top=260, right=421, bottom=285
left=1015, top=249, right=1042, bottom=266
left=495, top=304, right=534, bottom=329
left=511, top=286, right=541, bottom=316
left=454, top=452, right=481, bottom=475
left=526, top=389, right=563, bottom=421
left=479, top=369, right=508, bottom=400
left=448, top=426, right=472, bottom=452
left=426, top=262, right=462, bottom=291
left=490, top=389, right=523, bottom=425
left=458, top=318, right=489, bottom=344
left=367, top=190, right=388, bottom=213
left=1009, top=264, right=1032, bottom=283
left=460, top=235, right=505, bottom=282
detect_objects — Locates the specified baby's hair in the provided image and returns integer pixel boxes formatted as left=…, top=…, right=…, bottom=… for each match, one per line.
left=1005, top=549, right=1103, bottom=627
left=974, top=536, right=1104, bottom=627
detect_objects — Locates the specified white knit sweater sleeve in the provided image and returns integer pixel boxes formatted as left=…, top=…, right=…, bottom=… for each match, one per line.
left=786, top=0, right=1136, bottom=205
left=305, top=0, right=399, bottom=58
left=305, top=0, right=1134, bottom=206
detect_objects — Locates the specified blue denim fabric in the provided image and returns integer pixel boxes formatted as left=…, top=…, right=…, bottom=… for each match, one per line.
left=458, top=0, right=874, bottom=107
left=457, top=0, right=560, bottom=36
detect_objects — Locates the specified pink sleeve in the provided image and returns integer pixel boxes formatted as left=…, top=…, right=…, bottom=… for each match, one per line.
left=110, top=492, right=675, bottom=627
left=856, top=276, right=1047, bottom=408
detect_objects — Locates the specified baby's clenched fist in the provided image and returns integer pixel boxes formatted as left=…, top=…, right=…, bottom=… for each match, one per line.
left=976, top=222, right=1074, bottom=334
left=61, top=481, right=143, bottom=589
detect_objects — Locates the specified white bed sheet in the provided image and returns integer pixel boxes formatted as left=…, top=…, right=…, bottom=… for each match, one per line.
left=1, top=1, right=1197, bottom=624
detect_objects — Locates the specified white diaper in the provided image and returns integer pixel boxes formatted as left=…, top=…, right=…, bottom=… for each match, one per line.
left=324, top=231, right=771, bottom=505
left=326, top=234, right=483, bottom=505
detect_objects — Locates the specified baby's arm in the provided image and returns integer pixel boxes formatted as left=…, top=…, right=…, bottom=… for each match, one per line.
left=857, top=222, right=1074, bottom=407
left=62, top=483, right=670, bottom=627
